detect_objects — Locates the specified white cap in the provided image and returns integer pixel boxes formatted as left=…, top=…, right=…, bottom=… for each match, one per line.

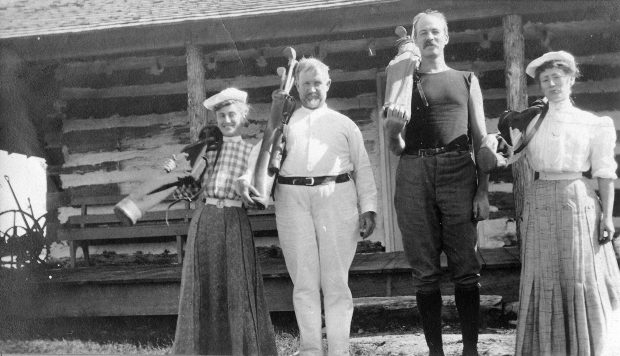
left=525, top=51, right=576, bottom=79
left=203, top=88, right=248, bottom=110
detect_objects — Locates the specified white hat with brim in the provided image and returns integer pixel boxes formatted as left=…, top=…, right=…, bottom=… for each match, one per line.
left=525, top=51, right=576, bottom=79
left=203, top=88, right=248, bottom=110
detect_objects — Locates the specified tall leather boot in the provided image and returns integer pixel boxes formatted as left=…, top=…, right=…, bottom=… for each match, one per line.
left=416, top=290, right=445, bottom=356
left=455, top=284, right=480, bottom=356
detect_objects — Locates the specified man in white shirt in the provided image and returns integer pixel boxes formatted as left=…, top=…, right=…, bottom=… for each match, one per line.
left=274, top=57, right=377, bottom=356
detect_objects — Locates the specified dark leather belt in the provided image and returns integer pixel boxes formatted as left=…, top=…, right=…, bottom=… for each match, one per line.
left=407, top=145, right=468, bottom=157
left=277, top=173, right=351, bottom=186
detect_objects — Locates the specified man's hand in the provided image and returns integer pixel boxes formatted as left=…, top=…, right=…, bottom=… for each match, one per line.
left=234, top=178, right=260, bottom=207
left=359, top=211, right=377, bottom=239
left=272, top=88, right=288, bottom=100
left=472, top=190, right=490, bottom=221
left=383, top=105, right=410, bottom=138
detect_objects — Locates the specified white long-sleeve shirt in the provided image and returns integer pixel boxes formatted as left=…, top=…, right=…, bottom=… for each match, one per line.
left=277, top=105, right=378, bottom=214
left=526, top=100, right=617, bottom=179
left=239, top=105, right=378, bottom=213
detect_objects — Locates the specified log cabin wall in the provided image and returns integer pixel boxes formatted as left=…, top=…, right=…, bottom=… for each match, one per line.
left=13, top=8, right=620, bottom=256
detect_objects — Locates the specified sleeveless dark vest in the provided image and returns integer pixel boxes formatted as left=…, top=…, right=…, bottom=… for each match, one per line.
left=403, top=69, right=472, bottom=154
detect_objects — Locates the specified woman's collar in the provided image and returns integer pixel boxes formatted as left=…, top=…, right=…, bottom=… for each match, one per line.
left=548, top=98, right=573, bottom=111
left=223, top=135, right=242, bottom=142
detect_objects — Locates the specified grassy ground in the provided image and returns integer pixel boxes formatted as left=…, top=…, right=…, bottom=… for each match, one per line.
left=0, top=313, right=517, bottom=355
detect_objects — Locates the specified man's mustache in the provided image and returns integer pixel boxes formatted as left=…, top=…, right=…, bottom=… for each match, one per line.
left=424, top=40, right=435, bottom=48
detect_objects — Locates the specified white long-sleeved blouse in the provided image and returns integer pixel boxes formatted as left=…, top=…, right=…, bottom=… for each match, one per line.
left=525, top=100, right=617, bottom=179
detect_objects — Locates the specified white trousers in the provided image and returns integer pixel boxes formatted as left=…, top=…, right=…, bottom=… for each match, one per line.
left=275, top=180, right=360, bottom=356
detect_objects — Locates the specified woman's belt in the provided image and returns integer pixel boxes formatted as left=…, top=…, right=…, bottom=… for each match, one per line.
left=277, top=173, right=351, bottom=186
left=535, top=172, right=584, bottom=180
left=204, top=197, right=243, bottom=208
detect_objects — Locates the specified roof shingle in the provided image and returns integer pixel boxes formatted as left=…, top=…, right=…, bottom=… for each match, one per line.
left=0, top=0, right=383, bottom=39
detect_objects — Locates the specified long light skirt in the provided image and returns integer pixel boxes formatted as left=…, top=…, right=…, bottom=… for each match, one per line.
left=172, top=205, right=277, bottom=356
left=516, top=178, right=620, bottom=355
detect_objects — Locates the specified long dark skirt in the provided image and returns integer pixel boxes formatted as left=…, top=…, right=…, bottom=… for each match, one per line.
left=172, top=204, right=277, bottom=356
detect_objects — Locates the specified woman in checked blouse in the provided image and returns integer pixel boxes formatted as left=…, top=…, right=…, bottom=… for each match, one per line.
left=170, top=88, right=276, bottom=356
left=507, top=51, right=620, bottom=355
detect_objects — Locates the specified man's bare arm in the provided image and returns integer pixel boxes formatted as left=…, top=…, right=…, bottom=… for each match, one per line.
left=468, top=74, right=490, bottom=220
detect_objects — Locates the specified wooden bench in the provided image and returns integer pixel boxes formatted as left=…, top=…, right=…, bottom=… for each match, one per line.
left=55, top=195, right=277, bottom=267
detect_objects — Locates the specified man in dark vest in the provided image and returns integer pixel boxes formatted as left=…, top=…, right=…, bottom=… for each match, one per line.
left=384, top=9, right=490, bottom=356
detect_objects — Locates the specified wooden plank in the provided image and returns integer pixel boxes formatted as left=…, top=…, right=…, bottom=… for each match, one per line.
left=37, top=249, right=519, bottom=286
left=64, top=209, right=277, bottom=232
left=57, top=223, right=190, bottom=241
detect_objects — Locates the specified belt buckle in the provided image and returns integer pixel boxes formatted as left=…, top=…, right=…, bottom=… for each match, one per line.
left=216, top=199, right=225, bottom=208
left=304, top=177, right=315, bottom=186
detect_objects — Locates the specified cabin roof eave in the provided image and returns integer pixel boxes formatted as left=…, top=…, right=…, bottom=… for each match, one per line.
left=2, top=0, right=617, bottom=62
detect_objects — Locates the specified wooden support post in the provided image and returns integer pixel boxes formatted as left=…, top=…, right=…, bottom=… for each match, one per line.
left=69, top=241, right=77, bottom=268
left=186, top=43, right=208, bottom=142
left=503, top=14, right=531, bottom=244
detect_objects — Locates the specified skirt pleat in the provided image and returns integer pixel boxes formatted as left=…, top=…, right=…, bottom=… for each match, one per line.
left=172, top=205, right=277, bottom=356
left=515, top=178, right=620, bottom=356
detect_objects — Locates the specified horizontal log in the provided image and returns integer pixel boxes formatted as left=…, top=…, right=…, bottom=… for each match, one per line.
left=55, top=32, right=620, bottom=82
left=62, top=111, right=188, bottom=133
left=58, top=127, right=187, bottom=157
left=484, top=77, right=620, bottom=100
left=353, top=295, right=503, bottom=323
left=58, top=105, right=374, bottom=166
left=60, top=69, right=620, bottom=103
left=61, top=144, right=187, bottom=170
left=60, top=69, right=379, bottom=100
left=62, top=94, right=376, bottom=132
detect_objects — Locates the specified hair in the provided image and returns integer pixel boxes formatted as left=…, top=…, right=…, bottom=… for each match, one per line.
left=534, top=60, right=580, bottom=82
left=412, top=9, right=449, bottom=38
left=294, top=57, right=330, bottom=81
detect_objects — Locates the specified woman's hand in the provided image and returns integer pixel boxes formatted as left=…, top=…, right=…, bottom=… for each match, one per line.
left=599, top=214, right=616, bottom=244
left=163, top=157, right=177, bottom=173
left=163, top=153, right=190, bottom=173
left=234, top=178, right=260, bottom=206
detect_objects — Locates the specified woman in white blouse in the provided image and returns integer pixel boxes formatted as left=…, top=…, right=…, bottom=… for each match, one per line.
left=512, top=51, right=620, bottom=355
